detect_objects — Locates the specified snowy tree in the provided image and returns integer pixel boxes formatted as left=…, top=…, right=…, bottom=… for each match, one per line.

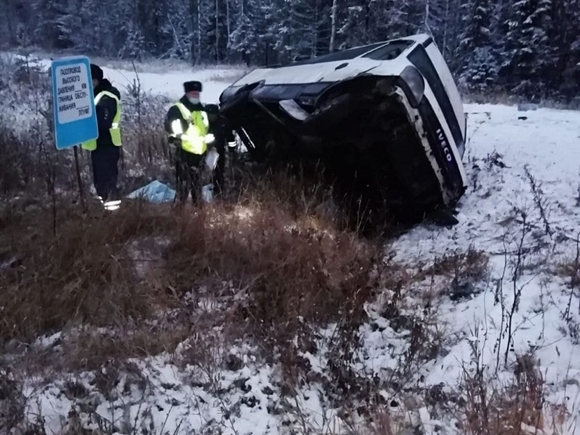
left=427, top=0, right=462, bottom=59
left=194, top=0, right=230, bottom=63
left=367, top=0, right=398, bottom=44
left=456, top=0, right=498, bottom=92
left=32, top=0, right=77, bottom=49
left=0, top=0, right=577, bottom=99
left=547, top=0, right=578, bottom=99
left=388, top=0, right=427, bottom=38
left=337, top=5, right=366, bottom=48
left=0, top=0, right=34, bottom=47
left=501, top=0, right=554, bottom=98
left=270, top=0, right=318, bottom=62
left=229, top=11, right=258, bottom=65
left=163, top=0, right=193, bottom=60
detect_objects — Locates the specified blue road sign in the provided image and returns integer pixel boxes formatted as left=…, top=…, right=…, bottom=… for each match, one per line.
left=51, top=56, right=98, bottom=150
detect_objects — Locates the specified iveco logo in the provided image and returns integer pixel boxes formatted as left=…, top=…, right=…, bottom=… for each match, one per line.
left=436, top=128, right=453, bottom=162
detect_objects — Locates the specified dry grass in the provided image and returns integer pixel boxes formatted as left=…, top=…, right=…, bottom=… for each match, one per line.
left=427, top=248, right=489, bottom=280
left=0, top=178, right=381, bottom=373
left=164, top=199, right=381, bottom=392
left=342, top=405, right=412, bottom=435
left=0, top=177, right=389, bottom=435
left=0, top=201, right=169, bottom=343
left=40, top=322, right=191, bottom=373
left=0, top=369, right=26, bottom=434
left=557, top=249, right=580, bottom=290
left=457, top=351, right=570, bottom=435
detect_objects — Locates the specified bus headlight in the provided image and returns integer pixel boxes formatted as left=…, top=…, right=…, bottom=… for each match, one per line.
left=399, top=66, right=425, bottom=108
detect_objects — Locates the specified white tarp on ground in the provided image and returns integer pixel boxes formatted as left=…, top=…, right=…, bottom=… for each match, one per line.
left=127, top=180, right=214, bottom=203
left=127, top=180, right=176, bottom=203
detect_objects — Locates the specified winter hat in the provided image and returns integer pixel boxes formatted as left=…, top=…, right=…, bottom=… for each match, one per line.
left=184, top=81, right=202, bottom=93
left=90, top=64, right=103, bottom=81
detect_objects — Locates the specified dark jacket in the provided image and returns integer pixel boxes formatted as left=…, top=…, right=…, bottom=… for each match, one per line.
left=206, top=104, right=236, bottom=151
left=94, top=79, right=121, bottom=148
left=164, top=96, right=206, bottom=143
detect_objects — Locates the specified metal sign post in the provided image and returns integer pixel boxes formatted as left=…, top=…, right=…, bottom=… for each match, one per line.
left=50, top=56, right=98, bottom=149
left=50, top=56, right=97, bottom=212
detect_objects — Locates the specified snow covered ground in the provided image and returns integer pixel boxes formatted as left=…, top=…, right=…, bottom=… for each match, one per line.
left=4, top=58, right=580, bottom=434
left=29, top=54, right=246, bottom=102
left=391, top=104, right=580, bottom=430
left=91, top=63, right=244, bottom=103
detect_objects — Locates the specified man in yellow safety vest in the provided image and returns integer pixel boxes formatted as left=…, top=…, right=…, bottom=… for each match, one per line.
left=81, top=63, right=122, bottom=210
left=164, top=81, right=215, bottom=204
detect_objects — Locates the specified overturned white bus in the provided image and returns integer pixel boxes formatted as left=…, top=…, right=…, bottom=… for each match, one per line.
left=219, top=34, right=468, bottom=226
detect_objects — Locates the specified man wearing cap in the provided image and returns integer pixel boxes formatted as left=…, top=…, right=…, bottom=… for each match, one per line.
left=81, top=64, right=123, bottom=210
left=164, top=81, right=215, bottom=204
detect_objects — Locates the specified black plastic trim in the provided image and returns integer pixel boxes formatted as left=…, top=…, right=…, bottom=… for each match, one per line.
left=407, top=45, right=464, bottom=151
left=417, top=98, right=465, bottom=199
left=245, top=82, right=332, bottom=103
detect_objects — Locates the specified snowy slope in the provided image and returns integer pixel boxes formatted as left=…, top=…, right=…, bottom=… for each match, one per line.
left=92, top=65, right=243, bottom=102
left=391, top=104, right=580, bottom=426
left=10, top=60, right=580, bottom=434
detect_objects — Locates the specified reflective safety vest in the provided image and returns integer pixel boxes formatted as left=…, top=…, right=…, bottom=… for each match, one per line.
left=81, top=91, right=122, bottom=151
left=169, top=102, right=209, bottom=155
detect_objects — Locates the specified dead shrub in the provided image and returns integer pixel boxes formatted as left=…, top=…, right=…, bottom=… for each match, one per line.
left=164, top=202, right=379, bottom=343
left=459, top=352, right=550, bottom=435
left=0, top=125, right=34, bottom=194
left=225, top=164, right=339, bottom=222
left=340, top=401, right=418, bottom=435
left=428, top=247, right=489, bottom=281
left=121, top=86, right=173, bottom=171
left=420, top=248, right=489, bottom=301
left=225, top=158, right=398, bottom=237
left=60, top=323, right=191, bottom=372
left=0, top=200, right=172, bottom=343
left=178, top=328, right=232, bottom=392
left=0, top=120, right=78, bottom=198
left=160, top=199, right=382, bottom=398
left=2, top=165, right=384, bottom=388
left=558, top=236, right=580, bottom=290
left=0, top=369, right=26, bottom=433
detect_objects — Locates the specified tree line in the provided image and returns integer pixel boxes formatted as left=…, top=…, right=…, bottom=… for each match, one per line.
left=1, top=0, right=579, bottom=101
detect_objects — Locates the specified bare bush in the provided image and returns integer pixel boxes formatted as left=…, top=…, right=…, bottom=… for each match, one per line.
left=0, top=54, right=85, bottom=202
left=576, top=169, right=580, bottom=207
left=163, top=200, right=379, bottom=349
left=0, top=201, right=169, bottom=343
left=121, top=65, right=174, bottom=187
left=424, top=247, right=489, bottom=301
left=459, top=351, right=553, bottom=435
left=0, top=368, right=26, bottom=433
left=560, top=234, right=580, bottom=343
left=524, top=166, right=552, bottom=236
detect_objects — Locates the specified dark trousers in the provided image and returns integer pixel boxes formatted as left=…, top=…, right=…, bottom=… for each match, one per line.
left=91, top=146, right=120, bottom=202
left=175, top=148, right=203, bottom=204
